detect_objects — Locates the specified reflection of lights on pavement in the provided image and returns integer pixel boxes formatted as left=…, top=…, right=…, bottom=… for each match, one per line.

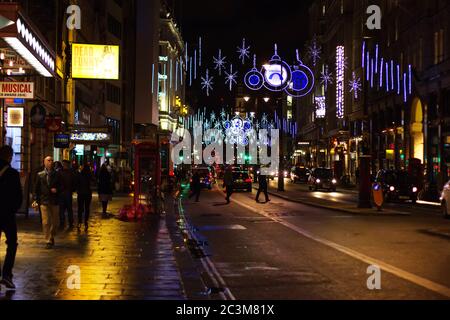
left=416, top=200, right=440, bottom=206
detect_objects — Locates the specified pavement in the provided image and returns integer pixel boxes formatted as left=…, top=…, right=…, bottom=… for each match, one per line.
left=178, top=185, right=450, bottom=299
left=0, top=194, right=189, bottom=300
left=255, top=179, right=442, bottom=217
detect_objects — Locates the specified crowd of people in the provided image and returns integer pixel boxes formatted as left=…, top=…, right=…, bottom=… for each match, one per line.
left=0, top=146, right=116, bottom=290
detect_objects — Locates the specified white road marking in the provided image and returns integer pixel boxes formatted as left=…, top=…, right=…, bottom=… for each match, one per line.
left=178, top=198, right=236, bottom=300
left=227, top=191, right=450, bottom=298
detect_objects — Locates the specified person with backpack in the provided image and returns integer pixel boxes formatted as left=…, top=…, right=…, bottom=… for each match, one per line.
left=76, top=164, right=94, bottom=231
left=58, top=160, right=75, bottom=230
left=0, top=146, right=23, bottom=290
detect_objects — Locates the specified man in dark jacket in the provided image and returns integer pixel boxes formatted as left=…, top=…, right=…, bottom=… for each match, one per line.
left=223, top=166, right=234, bottom=204
left=255, top=173, right=270, bottom=203
left=189, top=172, right=201, bottom=202
left=58, top=160, right=75, bottom=229
left=0, top=146, right=22, bottom=289
left=33, top=156, right=61, bottom=249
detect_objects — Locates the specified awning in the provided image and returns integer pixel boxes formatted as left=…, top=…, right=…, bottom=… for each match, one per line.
left=0, top=3, right=56, bottom=78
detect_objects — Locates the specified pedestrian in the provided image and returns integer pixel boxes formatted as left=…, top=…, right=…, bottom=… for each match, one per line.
left=223, top=166, right=234, bottom=204
left=189, top=172, right=201, bottom=202
left=76, top=165, right=93, bottom=231
left=58, top=160, right=75, bottom=230
left=0, top=146, right=22, bottom=290
left=255, top=173, right=270, bottom=203
left=98, top=163, right=113, bottom=217
left=54, top=161, right=63, bottom=172
left=33, top=156, right=61, bottom=249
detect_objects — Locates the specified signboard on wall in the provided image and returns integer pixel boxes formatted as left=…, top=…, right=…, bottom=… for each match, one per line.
left=54, top=134, right=70, bottom=148
left=71, top=43, right=119, bottom=80
left=0, top=82, right=34, bottom=99
left=6, top=107, right=24, bottom=127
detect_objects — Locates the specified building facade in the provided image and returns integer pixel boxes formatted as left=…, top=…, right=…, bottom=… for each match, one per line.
left=301, top=0, right=450, bottom=200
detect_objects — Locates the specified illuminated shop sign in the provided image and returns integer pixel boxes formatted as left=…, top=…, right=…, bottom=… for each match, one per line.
left=0, top=9, right=56, bottom=77
left=70, top=132, right=112, bottom=143
left=0, top=82, right=34, bottom=99
left=54, top=134, right=70, bottom=148
left=71, top=43, right=119, bottom=80
left=315, top=96, right=326, bottom=119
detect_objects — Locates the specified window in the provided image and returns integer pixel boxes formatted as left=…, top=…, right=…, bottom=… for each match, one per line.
left=434, top=29, right=445, bottom=64
left=106, top=83, right=121, bottom=105
left=108, top=14, right=122, bottom=39
left=107, top=118, right=121, bottom=145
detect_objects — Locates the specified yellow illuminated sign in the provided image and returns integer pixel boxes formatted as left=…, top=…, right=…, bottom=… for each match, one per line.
left=71, top=44, right=119, bottom=80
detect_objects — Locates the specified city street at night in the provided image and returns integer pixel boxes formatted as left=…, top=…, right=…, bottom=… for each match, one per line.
left=0, top=0, right=449, bottom=312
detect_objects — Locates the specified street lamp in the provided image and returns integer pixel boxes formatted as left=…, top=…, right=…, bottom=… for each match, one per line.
left=263, top=97, right=270, bottom=103
left=244, top=96, right=250, bottom=102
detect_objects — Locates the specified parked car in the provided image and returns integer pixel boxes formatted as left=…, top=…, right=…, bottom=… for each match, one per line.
left=375, top=170, right=418, bottom=203
left=191, top=166, right=214, bottom=190
left=440, top=181, right=450, bottom=218
left=290, top=166, right=310, bottom=184
left=308, top=168, right=337, bottom=191
left=232, top=170, right=253, bottom=192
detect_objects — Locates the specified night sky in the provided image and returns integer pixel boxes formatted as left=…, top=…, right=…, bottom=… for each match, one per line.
left=178, top=0, right=314, bottom=111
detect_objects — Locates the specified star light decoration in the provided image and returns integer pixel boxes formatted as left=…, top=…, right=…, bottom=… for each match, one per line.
left=201, top=69, right=214, bottom=96
left=224, top=64, right=238, bottom=91
left=349, top=71, right=362, bottom=99
left=320, top=65, right=334, bottom=92
left=237, top=38, right=251, bottom=65
left=213, top=49, right=227, bottom=75
left=307, top=37, right=321, bottom=66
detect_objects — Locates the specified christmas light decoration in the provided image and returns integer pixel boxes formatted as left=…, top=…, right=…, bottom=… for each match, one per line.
left=336, top=46, right=345, bottom=119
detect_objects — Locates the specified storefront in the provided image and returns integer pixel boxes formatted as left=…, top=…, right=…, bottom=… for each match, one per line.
left=0, top=3, right=57, bottom=173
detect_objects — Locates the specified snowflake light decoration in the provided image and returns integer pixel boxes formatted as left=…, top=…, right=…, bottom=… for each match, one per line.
left=213, top=49, right=227, bottom=75
left=307, top=37, right=321, bottom=66
left=349, top=71, right=362, bottom=99
left=320, top=65, right=334, bottom=92
left=220, top=108, right=226, bottom=119
left=343, top=55, right=349, bottom=70
left=224, top=64, right=238, bottom=91
left=201, top=69, right=214, bottom=96
left=237, top=38, right=250, bottom=65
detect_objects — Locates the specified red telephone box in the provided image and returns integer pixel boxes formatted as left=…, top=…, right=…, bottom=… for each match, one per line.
left=132, top=140, right=160, bottom=209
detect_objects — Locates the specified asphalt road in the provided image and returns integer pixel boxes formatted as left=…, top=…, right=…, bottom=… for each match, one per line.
left=180, top=184, right=450, bottom=300
left=266, top=179, right=442, bottom=216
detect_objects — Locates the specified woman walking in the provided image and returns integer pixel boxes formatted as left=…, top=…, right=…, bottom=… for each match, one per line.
left=76, top=165, right=93, bottom=231
left=98, top=163, right=113, bottom=217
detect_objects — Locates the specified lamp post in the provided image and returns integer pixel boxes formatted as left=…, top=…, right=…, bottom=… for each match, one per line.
left=277, top=94, right=284, bottom=191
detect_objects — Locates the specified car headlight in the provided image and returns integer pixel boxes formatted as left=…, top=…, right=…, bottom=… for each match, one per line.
left=316, top=179, right=321, bottom=184
left=332, top=179, right=337, bottom=184
left=412, top=187, right=418, bottom=193
left=389, top=186, right=395, bottom=192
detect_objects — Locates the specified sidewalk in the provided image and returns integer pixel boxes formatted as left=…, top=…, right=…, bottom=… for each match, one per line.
left=255, top=184, right=411, bottom=216
left=0, top=195, right=186, bottom=300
